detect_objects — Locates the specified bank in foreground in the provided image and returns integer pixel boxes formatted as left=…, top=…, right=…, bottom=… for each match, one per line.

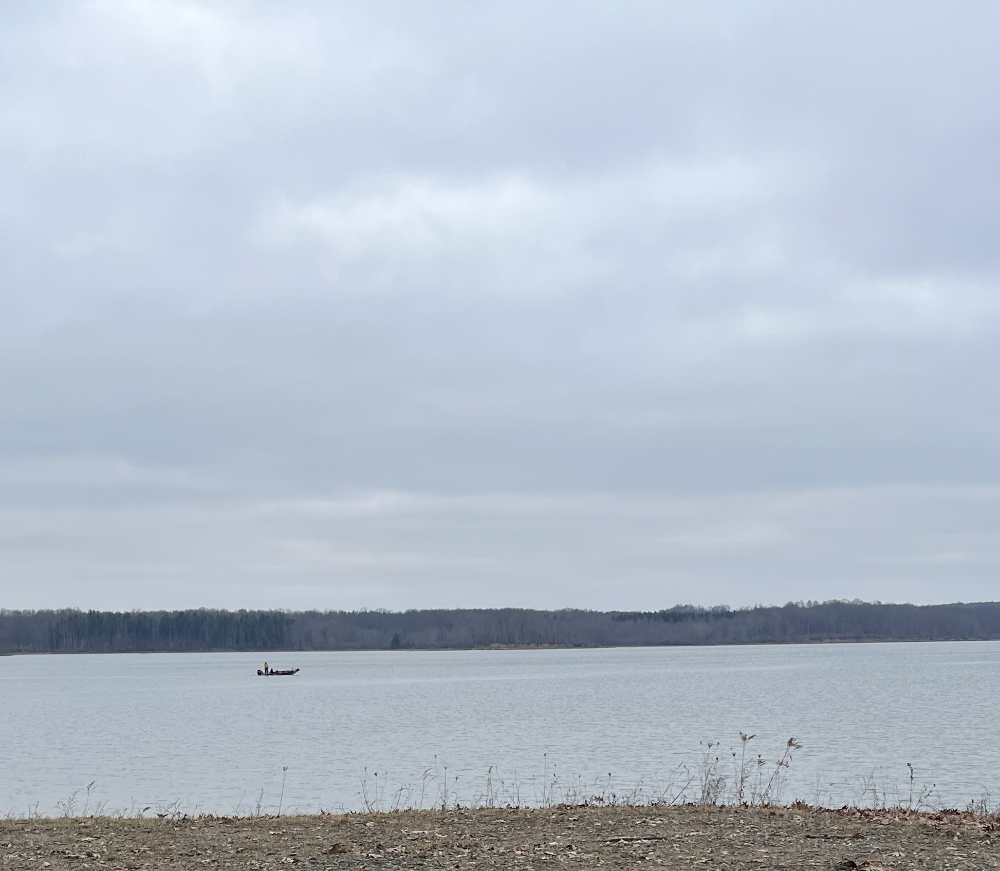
left=2, top=804, right=998, bottom=870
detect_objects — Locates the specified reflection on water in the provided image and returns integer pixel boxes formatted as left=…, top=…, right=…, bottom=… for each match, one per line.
left=2, top=641, right=999, bottom=814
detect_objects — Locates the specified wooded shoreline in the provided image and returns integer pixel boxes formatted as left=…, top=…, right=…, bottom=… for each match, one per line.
left=3, top=600, right=1000, bottom=654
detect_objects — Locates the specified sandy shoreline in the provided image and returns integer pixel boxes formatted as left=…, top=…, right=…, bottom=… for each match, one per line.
left=2, top=804, right=998, bottom=870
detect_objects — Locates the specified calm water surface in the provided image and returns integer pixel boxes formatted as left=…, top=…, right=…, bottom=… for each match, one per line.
left=2, top=642, right=998, bottom=814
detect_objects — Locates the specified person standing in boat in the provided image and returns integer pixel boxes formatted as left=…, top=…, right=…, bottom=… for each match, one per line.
left=264, top=661, right=269, bottom=675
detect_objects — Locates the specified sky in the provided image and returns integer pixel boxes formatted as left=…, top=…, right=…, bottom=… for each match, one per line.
left=2, top=2, right=1000, bottom=611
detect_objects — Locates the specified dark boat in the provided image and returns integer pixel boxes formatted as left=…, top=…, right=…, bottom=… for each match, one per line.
left=257, top=667, right=300, bottom=676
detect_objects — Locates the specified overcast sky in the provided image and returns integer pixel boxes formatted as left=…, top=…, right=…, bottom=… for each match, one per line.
left=2, top=2, right=1000, bottom=611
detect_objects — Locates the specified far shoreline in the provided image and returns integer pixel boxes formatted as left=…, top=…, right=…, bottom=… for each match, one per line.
left=6, top=601, right=998, bottom=655
left=3, top=634, right=1000, bottom=657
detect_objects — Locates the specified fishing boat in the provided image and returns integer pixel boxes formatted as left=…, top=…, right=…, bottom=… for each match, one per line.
left=257, top=667, right=300, bottom=676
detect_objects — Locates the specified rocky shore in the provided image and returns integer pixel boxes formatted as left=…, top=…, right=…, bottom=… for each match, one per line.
left=2, top=804, right=997, bottom=870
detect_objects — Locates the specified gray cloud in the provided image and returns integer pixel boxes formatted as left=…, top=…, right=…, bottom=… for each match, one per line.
left=2, top=1, right=999, bottom=609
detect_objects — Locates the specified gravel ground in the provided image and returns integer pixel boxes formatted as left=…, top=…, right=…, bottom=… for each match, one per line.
left=2, top=804, right=999, bottom=870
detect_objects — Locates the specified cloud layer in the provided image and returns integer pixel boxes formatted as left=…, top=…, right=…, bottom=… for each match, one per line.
left=2, top=1, right=1000, bottom=609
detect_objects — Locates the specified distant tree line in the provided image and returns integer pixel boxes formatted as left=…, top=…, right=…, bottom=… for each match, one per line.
left=3, top=600, right=1000, bottom=654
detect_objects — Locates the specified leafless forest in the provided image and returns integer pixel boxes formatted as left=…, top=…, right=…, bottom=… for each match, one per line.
left=2, top=600, right=1000, bottom=654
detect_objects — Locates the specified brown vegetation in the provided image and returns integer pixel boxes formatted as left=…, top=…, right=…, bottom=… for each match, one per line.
left=4, top=600, right=1000, bottom=654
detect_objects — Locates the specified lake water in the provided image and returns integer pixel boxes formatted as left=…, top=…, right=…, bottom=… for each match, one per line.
left=2, top=642, right=998, bottom=816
